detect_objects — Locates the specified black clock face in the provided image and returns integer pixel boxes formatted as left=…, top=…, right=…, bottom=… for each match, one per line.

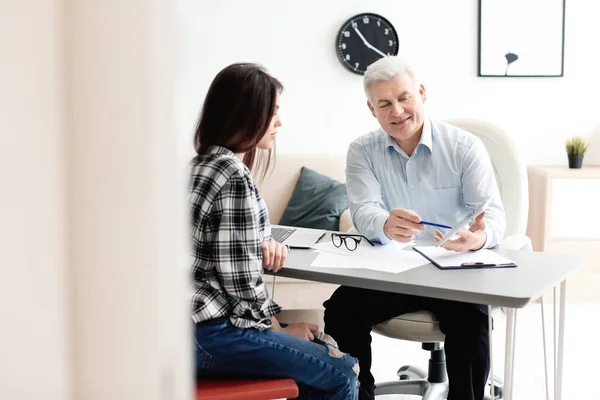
left=336, top=13, right=399, bottom=75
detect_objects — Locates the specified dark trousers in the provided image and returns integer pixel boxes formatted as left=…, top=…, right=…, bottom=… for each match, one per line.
left=323, top=286, right=490, bottom=400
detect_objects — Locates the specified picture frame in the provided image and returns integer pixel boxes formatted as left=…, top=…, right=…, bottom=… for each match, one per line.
left=478, top=0, right=566, bottom=77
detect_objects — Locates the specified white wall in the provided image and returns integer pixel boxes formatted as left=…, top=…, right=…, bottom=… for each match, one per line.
left=180, top=0, right=600, bottom=166
left=0, top=1, right=70, bottom=398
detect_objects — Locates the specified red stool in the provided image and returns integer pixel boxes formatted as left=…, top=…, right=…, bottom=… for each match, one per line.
left=196, top=378, right=299, bottom=400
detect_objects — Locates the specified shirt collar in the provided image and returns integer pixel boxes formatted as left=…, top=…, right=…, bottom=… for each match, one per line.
left=420, top=117, right=433, bottom=154
left=208, top=145, right=235, bottom=156
left=384, top=116, right=433, bottom=157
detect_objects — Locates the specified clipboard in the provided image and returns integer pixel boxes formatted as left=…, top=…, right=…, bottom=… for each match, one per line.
left=413, top=246, right=517, bottom=270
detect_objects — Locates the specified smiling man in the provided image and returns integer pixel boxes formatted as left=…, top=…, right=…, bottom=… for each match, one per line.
left=323, top=56, right=507, bottom=400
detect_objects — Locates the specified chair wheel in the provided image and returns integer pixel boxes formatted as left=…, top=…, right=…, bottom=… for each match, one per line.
left=396, top=365, right=427, bottom=380
left=484, top=376, right=504, bottom=399
left=495, top=386, right=503, bottom=399
left=483, top=386, right=503, bottom=399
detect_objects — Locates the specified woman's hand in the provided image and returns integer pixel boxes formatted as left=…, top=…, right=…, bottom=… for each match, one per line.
left=281, top=322, right=319, bottom=341
left=261, top=239, right=287, bottom=272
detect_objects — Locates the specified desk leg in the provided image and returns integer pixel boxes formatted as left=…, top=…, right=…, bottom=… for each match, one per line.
left=504, top=307, right=517, bottom=400
left=556, top=280, right=567, bottom=400
left=540, top=296, right=551, bottom=400
left=488, top=305, right=494, bottom=400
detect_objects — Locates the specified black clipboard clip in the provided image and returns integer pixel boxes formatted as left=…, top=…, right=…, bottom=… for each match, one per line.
left=459, top=261, right=516, bottom=269
left=460, top=262, right=495, bottom=267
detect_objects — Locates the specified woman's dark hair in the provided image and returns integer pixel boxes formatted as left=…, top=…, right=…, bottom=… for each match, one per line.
left=194, top=63, right=283, bottom=178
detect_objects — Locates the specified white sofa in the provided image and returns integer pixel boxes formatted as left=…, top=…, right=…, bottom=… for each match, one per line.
left=254, top=154, right=351, bottom=327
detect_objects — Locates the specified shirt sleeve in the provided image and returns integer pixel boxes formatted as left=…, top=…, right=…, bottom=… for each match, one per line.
left=461, top=138, right=507, bottom=249
left=346, top=141, right=392, bottom=244
left=209, top=172, right=281, bottom=328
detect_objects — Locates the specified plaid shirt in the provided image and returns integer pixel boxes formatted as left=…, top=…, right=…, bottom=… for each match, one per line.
left=189, top=146, right=280, bottom=330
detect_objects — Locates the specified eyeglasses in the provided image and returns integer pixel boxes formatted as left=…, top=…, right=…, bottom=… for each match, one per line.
left=331, top=233, right=375, bottom=251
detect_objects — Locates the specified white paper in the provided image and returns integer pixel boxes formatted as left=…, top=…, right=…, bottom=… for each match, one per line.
left=311, top=241, right=428, bottom=273
left=413, top=246, right=515, bottom=267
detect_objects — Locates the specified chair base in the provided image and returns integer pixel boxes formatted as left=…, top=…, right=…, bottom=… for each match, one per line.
left=373, top=343, right=504, bottom=399
left=375, top=379, right=448, bottom=399
left=375, top=378, right=503, bottom=400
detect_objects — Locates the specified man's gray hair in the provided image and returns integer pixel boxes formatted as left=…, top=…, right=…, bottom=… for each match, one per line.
left=363, top=56, right=418, bottom=102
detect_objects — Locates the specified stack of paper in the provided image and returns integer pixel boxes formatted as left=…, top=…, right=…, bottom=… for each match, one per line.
left=311, top=241, right=428, bottom=274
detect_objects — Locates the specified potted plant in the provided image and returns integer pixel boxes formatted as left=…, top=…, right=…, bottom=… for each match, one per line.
left=565, top=136, right=588, bottom=169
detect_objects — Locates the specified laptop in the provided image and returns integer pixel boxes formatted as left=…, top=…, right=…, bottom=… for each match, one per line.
left=271, top=225, right=326, bottom=249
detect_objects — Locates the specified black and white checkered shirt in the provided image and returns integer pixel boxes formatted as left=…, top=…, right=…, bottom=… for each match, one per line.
left=189, top=146, right=280, bottom=330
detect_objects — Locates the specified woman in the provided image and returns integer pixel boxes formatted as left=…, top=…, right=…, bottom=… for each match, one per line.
left=190, top=63, right=359, bottom=400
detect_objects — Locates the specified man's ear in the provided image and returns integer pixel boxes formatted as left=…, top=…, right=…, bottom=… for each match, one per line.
left=419, top=84, right=427, bottom=104
left=367, top=100, right=376, bottom=118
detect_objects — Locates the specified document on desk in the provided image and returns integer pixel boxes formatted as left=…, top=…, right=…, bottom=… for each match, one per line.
left=311, top=241, right=428, bottom=273
left=412, top=246, right=517, bottom=270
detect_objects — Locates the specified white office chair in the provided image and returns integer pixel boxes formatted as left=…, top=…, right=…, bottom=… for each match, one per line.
left=372, top=119, right=532, bottom=400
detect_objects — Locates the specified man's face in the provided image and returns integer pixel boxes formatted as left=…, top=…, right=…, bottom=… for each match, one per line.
left=367, top=73, right=426, bottom=146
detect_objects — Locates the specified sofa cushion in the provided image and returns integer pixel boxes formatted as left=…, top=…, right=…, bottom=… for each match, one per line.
left=279, top=167, right=348, bottom=231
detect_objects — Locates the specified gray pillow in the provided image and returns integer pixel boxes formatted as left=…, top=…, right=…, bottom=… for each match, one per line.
left=279, top=167, right=348, bottom=231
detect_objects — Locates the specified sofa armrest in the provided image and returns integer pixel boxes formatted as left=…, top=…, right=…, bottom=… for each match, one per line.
left=499, top=234, right=532, bottom=251
left=339, top=210, right=359, bottom=234
left=339, top=209, right=353, bottom=233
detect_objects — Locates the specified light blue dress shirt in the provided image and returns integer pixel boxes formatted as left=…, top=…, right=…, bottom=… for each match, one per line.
left=346, top=117, right=506, bottom=248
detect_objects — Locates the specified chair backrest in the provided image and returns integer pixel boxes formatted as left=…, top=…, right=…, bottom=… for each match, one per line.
left=444, top=119, right=529, bottom=237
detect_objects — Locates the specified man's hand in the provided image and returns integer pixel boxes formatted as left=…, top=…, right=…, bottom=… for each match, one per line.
left=434, top=211, right=487, bottom=252
left=383, top=208, right=425, bottom=243
left=261, top=239, right=287, bottom=272
left=281, top=322, right=319, bottom=341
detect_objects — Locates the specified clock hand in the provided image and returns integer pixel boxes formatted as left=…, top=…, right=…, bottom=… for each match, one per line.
left=353, top=26, right=387, bottom=57
left=352, top=27, right=373, bottom=48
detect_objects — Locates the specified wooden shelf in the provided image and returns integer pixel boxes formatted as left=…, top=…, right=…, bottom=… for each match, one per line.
left=527, top=165, right=600, bottom=302
left=528, top=165, right=600, bottom=179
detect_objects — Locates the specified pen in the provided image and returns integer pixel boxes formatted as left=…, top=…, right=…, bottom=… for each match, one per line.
left=420, top=220, right=452, bottom=229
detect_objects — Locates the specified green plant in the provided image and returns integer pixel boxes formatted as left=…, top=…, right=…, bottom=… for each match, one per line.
left=565, top=136, right=589, bottom=156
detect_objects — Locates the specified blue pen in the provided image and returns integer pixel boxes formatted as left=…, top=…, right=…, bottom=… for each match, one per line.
left=420, top=220, right=452, bottom=229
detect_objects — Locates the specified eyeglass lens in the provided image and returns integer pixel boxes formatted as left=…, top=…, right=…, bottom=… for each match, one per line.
left=345, top=237, right=359, bottom=250
left=332, top=234, right=343, bottom=247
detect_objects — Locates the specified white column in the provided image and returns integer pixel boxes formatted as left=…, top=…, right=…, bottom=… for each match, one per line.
left=66, top=0, right=192, bottom=399
left=0, top=1, right=70, bottom=399
left=1, top=1, right=191, bottom=398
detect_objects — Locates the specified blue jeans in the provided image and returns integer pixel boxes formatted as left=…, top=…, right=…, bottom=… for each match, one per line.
left=194, top=317, right=359, bottom=400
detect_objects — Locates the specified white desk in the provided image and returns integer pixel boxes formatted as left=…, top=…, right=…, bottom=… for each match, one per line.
left=272, top=244, right=583, bottom=400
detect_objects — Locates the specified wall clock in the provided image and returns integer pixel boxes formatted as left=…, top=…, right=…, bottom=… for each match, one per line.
left=336, top=13, right=399, bottom=75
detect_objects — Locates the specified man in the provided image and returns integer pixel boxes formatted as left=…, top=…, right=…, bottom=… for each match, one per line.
left=323, top=56, right=506, bottom=400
